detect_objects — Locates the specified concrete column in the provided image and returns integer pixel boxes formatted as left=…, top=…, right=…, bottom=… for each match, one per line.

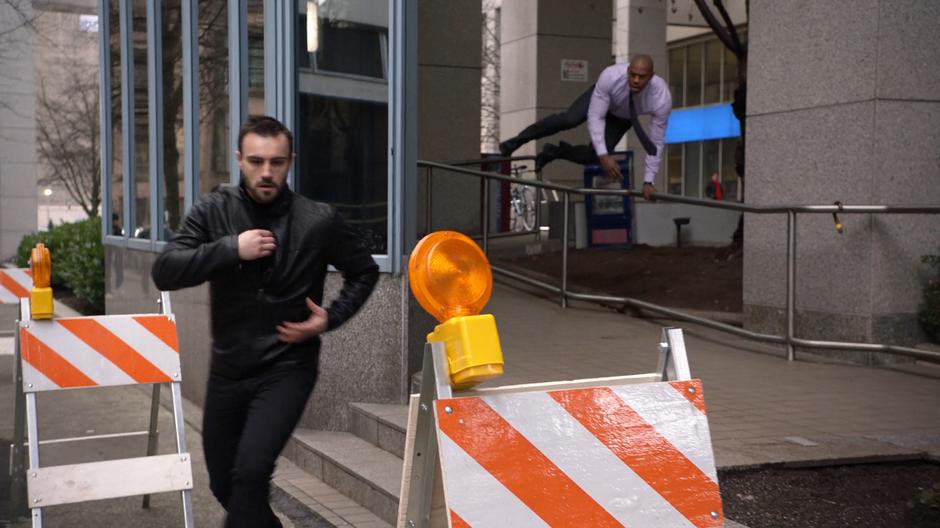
left=744, top=0, right=940, bottom=363
left=614, top=0, right=667, bottom=190
left=417, top=0, right=482, bottom=234
left=499, top=0, right=612, bottom=186
left=0, top=0, right=39, bottom=260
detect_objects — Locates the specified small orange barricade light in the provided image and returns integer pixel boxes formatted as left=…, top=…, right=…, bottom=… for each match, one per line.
left=30, top=243, right=54, bottom=319
left=410, top=231, right=503, bottom=389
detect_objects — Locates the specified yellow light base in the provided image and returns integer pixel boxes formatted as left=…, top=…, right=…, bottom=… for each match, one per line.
left=31, top=287, right=54, bottom=320
left=427, top=314, right=504, bottom=390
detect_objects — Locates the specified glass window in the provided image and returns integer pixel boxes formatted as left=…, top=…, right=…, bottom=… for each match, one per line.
left=132, top=0, right=150, bottom=239
left=667, top=143, right=682, bottom=195
left=160, top=0, right=184, bottom=239
left=296, top=0, right=389, bottom=255
left=702, top=139, right=720, bottom=197
left=109, top=0, right=123, bottom=236
left=686, top=43, right=702, bottom=107
left=247, top=0, right=264, bottom=114
left=198, top=0, right=230, bottom=195
left=724, top=46, right=738, bottom=103
left=704, top=40, right=722, bottom=105
left=299, top=2, right=387, bottom=79
left=668, top=47, right=684, bottom=108
left=684, top=141, right=701, bottom=198
left=721, top=137, right=739, bottom=201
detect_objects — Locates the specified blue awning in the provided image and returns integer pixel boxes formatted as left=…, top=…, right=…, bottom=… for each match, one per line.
left=665, top=104, right=741, bottom=144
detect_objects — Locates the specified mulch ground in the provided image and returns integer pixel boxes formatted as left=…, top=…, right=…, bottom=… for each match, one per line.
left=496, top=243, right=744, bottom=313
left=720, top=461, right=940, bottom=528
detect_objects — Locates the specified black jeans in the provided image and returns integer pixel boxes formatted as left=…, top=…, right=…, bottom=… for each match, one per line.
left=508, top=84, right=632, bottom=164
left=203, top=360, right=317, bottom=528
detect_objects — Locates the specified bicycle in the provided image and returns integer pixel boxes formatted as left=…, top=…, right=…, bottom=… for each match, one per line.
left=509, top=165, right=537, bottom=232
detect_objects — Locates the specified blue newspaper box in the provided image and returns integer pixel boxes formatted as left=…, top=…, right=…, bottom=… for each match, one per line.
left=583, top=151, right=633, bottom=248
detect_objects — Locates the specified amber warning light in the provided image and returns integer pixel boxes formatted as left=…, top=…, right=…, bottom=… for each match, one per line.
left=30, top=243, right=54, bottom=319
left=409, top=231, right=503, bottom=389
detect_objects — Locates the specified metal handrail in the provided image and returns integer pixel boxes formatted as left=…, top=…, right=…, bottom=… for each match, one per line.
left=419, top=158, right=940, bottom=365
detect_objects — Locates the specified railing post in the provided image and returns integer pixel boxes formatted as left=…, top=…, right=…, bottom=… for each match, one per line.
left=535, top=167, right=543, bottom=241
left=786, top=210, right=796, bottom=361
left=482, top=178, right=490, bottom=254
left=561, top=192, right=570, bottom=308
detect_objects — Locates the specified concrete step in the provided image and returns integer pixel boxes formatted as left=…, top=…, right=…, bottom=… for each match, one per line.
left=347, top=402, right=408, bottom=459
left=287, top=429, right=403, bottom=525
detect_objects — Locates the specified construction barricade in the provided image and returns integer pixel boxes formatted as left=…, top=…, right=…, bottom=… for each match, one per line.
left=8, top=290, right=194, bottom=527
left=399, top=328, right=723, bottom=528
left=1, top=268, right=32, bottom=335
left=398, top=231, right=724, bottom=527
left=0, top=268, right=32, bottom=304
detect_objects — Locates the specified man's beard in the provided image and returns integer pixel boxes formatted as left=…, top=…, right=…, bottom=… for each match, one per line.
left=247, top=180, right=283, bottom=204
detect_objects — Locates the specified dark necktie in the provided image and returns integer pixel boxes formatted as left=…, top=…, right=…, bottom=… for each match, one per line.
left=629, top=91, right=657, bottom=157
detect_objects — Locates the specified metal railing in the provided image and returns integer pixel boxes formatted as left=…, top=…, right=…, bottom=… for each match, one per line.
left=419, top=158, right=940, bottom=365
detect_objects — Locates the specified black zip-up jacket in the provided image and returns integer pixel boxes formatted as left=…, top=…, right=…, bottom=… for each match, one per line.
left=152, top=183, right=379, bottom=379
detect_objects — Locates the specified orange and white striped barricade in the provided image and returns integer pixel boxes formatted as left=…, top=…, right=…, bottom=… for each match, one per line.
left=399, top=327, right=724, bottom=528
left=1, top=268, right=32, bottom=334
left=0, top=268, right=32, bottom=304
left=10, top=292, right=194, bottom=527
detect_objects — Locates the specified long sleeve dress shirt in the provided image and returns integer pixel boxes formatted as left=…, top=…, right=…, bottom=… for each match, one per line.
left=587, top=64, right=672, bottom=184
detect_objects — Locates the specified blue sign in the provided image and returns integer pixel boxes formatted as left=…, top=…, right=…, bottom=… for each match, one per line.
left=665, top=104, right=741, bottom=144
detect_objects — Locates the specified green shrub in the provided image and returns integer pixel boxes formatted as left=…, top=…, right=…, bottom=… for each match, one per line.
left=920, top=252, right=940, bottom=343
left=15, top=218, right=104, bottom=313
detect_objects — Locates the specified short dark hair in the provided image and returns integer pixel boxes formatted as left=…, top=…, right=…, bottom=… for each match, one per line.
left=238, top=115, right=293, bottom=154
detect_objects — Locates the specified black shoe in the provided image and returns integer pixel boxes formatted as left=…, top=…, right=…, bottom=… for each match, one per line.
left=499, top=138, right=520, bottom=157
left=535, top=143, right=558, bottom=171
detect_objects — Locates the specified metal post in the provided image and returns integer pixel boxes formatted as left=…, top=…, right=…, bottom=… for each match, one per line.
left=141, top=384, right=162, bottom=509
left=425, top=166, right=432, bottom=234
left=561, top=192, right=570, bottom=308
left=786, top=210, right=796, bottom=361
left=26, top=392, right=41, bottom=527
left=9, top=300, right=27, bottom=520
left=482, top=178, right=490, bottom=254
left=171, top=382, right=195, bottom=528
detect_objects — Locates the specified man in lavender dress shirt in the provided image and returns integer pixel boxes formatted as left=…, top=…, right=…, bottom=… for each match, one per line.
left=499, top=55, right=672, bottom=201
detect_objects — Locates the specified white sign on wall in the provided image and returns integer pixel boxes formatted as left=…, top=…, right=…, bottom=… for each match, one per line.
left=561, top=59, right=588, bottom=82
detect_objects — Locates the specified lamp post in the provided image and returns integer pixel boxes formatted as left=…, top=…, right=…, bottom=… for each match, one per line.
left=42, top=187, right=53, bottom=229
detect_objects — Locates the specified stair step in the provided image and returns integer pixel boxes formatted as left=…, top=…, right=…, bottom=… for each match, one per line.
left=287, top=429, right=403, bottom=525
left=348, top=402, right=408, bottom=458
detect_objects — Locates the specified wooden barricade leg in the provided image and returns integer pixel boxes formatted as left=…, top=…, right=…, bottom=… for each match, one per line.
left=401, top=343, right=451, bottom=528
left=142, top=384, right=162, bottom=509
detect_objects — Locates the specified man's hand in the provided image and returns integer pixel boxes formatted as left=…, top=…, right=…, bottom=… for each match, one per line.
left=238, top=229, right=276, bottom=260
left=599, top=154, right=622, bottom=181
left=642, top=182, right=657, bottom=201
left=277, top=298, right=329, bottom=343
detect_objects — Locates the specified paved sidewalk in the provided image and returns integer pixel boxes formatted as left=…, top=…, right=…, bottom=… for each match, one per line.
left=483, top=281, right=940, bottom=468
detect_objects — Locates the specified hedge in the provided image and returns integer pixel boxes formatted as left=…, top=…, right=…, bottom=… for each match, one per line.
left=15, top=217, right=104, bottom=314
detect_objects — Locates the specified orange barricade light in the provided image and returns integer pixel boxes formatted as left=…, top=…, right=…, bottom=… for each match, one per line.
left=30, top=243, right=54, bottom=319
left=410, top=231, right=503, bottom=389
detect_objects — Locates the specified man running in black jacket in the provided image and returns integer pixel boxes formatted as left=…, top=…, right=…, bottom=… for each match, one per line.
left=152, top=115, right=378, bottom=527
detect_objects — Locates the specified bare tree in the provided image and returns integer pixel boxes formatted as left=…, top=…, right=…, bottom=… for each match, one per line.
left=480, top=0, right=500, bottom=153
left=35, top=68, right=101, bottom=217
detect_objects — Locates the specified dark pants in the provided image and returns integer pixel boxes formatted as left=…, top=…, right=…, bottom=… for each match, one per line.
left=203, top=361, right=317, bottom=528
left=508, top=84, right=632, bottom=164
